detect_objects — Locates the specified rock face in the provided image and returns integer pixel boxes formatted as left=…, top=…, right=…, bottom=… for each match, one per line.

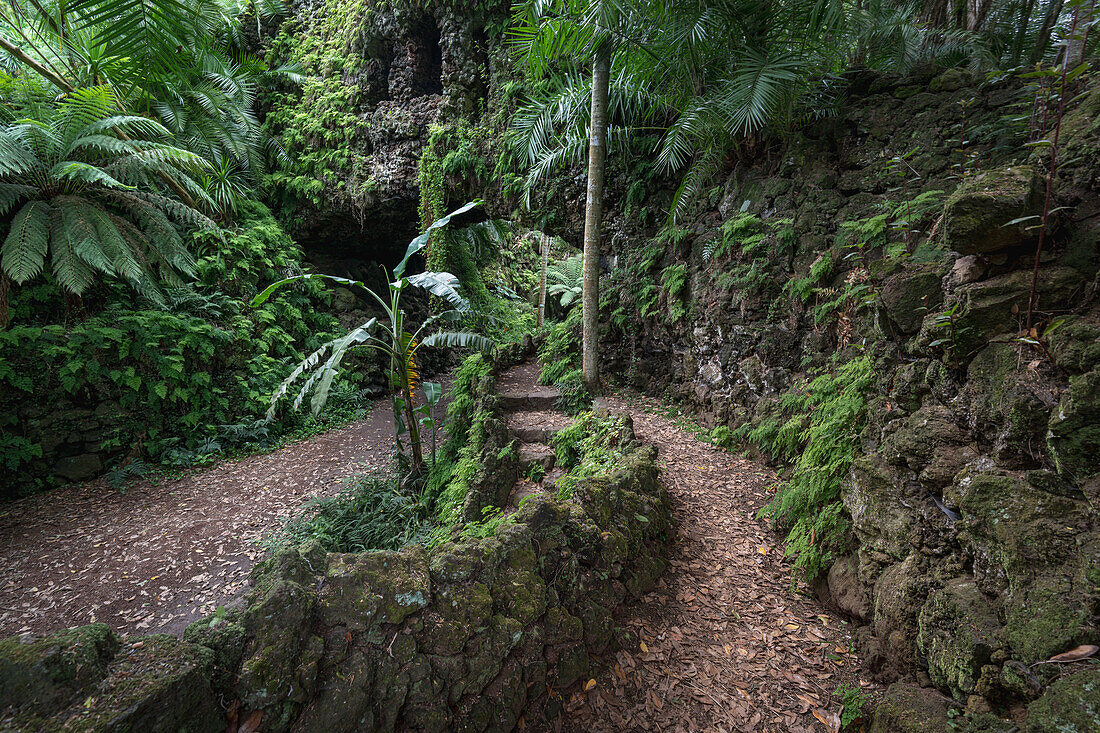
left=262, top=0, right=509, bottom=258
left=0, top=625, right=223, bottom=732
left=585, top=64, right=1100, bottom=730
left=943, top=166, right=1045, bottom=255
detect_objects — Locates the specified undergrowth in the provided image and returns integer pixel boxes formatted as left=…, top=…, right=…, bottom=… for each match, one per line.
left=752, top=353, right=876, bottom=582
left=552, top=412, right=630, bottom=499
left=426, top=353, right=493, bottom=524
left=270, top=471, right=429, bottom=553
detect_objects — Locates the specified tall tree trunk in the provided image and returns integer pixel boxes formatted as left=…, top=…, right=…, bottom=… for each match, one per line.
left=1031, top=0, right=1065, bottom=63
left=537, top=233, right=550, bottom=329
left=582, top=46, right=610, bottom=393
left=1012, top=0, right=1039, bottom=66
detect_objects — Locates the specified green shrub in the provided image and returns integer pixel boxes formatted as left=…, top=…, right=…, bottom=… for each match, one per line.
left=553, top=368, right=592, bottom=415
left=552, top=412, right=629, bottom=499
left=537, top=306, right=582, bottom=385
left=835, top=683, right=869, bottom=729
left=272, top=473, right=429, bottom=553
left=426, top=353, right=493, bottom=523
left=0, top=201, right=346, bottom=495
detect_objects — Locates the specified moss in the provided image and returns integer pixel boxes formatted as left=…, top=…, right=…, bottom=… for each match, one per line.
left=1004, top=579, right=1094, bottom=664
left=943, top=165, right=1043, bottom=255
left=10, top=635, right=222, bottom=733
left=917, top=577, right=1005, bottom=699
left=1047, top=370, right=1100, bottom=481
left=183, top=613, right=248, bottom=694
left=419, top=582, right=493, bottom=655
left=320, top=546, right=432, bottom=635
left=1046, top=317, right=1100, bottom=374
left=1025, top=668, right=1100, bottom=732
left=871, top=683, right=958, bottom=732
left=0, top=623, right=119, bottom=716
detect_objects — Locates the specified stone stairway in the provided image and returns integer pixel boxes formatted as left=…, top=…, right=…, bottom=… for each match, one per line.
left=495, top=362, right=575, bottom=511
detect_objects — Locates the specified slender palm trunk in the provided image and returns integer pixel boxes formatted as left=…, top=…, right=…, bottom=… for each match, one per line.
left=1031, top=0, right=1065, bottom=63
left=582, top=46, right=610, bottom=393
left=538, top=234, right=550, bottom=329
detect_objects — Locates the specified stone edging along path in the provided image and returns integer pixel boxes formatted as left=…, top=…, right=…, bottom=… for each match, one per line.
left=0, top=350, right=676, bottom=732
left=1, top=346, right=870, bottom=732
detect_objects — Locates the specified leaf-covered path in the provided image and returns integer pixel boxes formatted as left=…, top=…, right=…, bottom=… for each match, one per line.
left=0, top=404, right=398, bottom=639
left=556, top=394, right=867, bottom=733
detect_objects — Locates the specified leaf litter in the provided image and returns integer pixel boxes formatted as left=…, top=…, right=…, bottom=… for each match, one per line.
left=0, top=396, right=400, bottom=638
left=550, top=392, right=874, bottom=733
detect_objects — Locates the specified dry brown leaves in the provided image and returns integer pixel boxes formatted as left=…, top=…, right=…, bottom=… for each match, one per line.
left=553, top=393, right=873, bottom=733
left=0, top=400, right=398, bottom=638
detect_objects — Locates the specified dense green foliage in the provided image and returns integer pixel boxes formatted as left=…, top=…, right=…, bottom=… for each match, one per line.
left=753, top=354, right=876, bottom=581
left=552, top=411, right=630, bottom=498
left=260, top=0, right=381, bottom=212
left=0, top=201, right=344, bottom=494
left=254, top=202, right=494, bottom=477
left=426, top=351, right=493, bottom=523
left=510, top=0, right=1095, bottom=218
left=0, top=87, right=216, bottom=310
left=271, top=472, right=430, bottom=552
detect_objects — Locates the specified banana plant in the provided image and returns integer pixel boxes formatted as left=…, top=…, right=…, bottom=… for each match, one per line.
left=253, top=201, right=493, bottom=477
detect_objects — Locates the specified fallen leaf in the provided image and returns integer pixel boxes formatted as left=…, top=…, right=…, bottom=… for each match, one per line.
left=584, top=679, right=597, bottom=691
left=812, top=707, right=841, bottom=733
left=1043, top=644, right=1099, bottom=663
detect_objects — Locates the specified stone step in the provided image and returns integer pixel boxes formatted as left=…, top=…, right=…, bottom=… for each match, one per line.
left=511, top=425, right=556, bottom=444
left=541, top=467, right=566, bottom=489
left=518, top=443, right=555, bottom=473
left=499, top=388, right=561, bottom=412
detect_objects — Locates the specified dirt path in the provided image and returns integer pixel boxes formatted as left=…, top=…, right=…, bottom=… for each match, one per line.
left=557, top=393, right=868, bottom=733
left=0, top=403, right=399, bottom=639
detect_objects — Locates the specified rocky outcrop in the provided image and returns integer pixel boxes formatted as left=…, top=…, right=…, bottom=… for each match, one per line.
left=588, top=64, right=1100, bottom=730
left=262, top=0, right=509, bottom=257
left=0, top=625, right=222, bottom=732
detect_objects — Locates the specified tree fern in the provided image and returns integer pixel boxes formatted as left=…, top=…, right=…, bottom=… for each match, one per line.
left=0, top=86, right=215, bottom=304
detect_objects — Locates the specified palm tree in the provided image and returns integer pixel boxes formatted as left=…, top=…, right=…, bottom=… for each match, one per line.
left=253, top=202, right=494, bottom=478
left=512, top=0, right=655, bottom=391
left=0, top=86, right=217, bottom=323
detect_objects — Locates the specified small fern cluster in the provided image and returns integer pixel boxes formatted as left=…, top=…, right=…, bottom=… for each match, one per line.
left=552, top=412, right=630, bottom=499
left=756, top=354, right=876, bottom=582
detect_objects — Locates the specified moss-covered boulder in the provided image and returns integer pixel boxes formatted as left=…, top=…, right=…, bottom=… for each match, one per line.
left=871, top=682, right=958, bottom=732
left=943, top=470, right=1098, bottom=665
left=921, top=267, right=1083, bottom=361
left=944, top=166, right=1044, bottom=255
left=1047, top=369, right=1100, bottom=481
left=880, top=264, right=945, bottom=334
left=321, top=546, right=432, bottom=637
left=1046, top=317, right=1100, bottom=374
left=3, top=633, right=222, bottom=732
left=1025, top=667, right=1100, bottom=732
left=845, top=458, right=921, bottom=568
left=871, top=554, right=931, bottom=671
left=183, top=612, right=248, bottom=694
left=917, top=577, right=1005, bottom=699
left=962, top=342, right=1057, bottom=468
left=237, top=546, right=323, bottom=730
left=0, top=624, right=118, bottom=717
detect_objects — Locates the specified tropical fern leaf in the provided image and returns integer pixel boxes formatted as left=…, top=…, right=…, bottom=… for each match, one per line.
left=2, top=201, right=51, bottom=284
